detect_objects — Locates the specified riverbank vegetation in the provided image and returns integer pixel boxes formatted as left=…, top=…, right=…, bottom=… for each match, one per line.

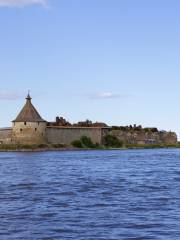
left=0, top=135, right=180, bottom=151
left=0, top=143, right=66, bottom=151
left=71, top=135, right=180, bottom=150
left=71, top=136, right=101, bottom=149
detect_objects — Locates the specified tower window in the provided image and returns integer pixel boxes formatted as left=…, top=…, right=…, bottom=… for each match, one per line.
left=24, top=122, right=26, bottom=125
left=20, top=129, right=23, bottom=132
left=35, top=128, right=37, bottom=131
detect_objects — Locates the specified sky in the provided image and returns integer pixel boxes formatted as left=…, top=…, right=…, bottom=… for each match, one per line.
left=0, top=0, right=180, bottom=137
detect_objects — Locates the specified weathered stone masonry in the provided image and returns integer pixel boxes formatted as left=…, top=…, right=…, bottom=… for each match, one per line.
left=0, top=128, right=12, bottom=144
left=46, top=126, right=110, bottom=145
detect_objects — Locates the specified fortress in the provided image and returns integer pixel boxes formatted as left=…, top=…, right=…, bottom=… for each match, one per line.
left=0, top=94, right=178, bottom=146
left=0, top=94, right=110, bottom=145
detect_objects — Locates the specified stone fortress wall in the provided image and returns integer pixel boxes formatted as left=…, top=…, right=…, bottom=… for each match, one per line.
left=0, top=126, right=177, bottom=146
left=0, top=126, right=110, bottom=145
left=46, top=127, right=110, bottom=145
left=0, top=128, right=12, bottom=144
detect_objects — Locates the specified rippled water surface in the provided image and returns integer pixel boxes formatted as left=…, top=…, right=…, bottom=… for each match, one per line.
left=1, top=149, right=180, bottom=239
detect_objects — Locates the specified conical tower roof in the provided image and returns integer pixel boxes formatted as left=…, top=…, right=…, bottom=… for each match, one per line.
left=13, top=94, right=46, bottom=122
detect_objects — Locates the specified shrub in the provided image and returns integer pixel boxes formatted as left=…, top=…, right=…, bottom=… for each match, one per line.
left=104, top=135, right=123, bottom=148
left=37, top=144, right=49, bottom=148
left=20, top=144, right=33, bottom=149
left=0, top=144, right=17, bottom=150
left=51, top=143, right=65, bottom=148
left=21, top=144, right=39, bottom=149
left=71, top=140, right=83, bottom=148
left=80, top=136, right=95, bottom=148
left=94, top=142, right=102, bottom=149
left=72, top=136, right=97, bottom=149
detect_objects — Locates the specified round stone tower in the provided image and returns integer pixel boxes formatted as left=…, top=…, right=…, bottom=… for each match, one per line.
left=12, top=94, right=47, bottom=145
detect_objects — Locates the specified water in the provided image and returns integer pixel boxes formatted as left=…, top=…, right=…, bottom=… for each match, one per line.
left=0, top=149, right=180, bottom=240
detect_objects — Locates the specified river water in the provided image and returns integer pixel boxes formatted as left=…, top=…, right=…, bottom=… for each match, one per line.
left=0, top=149, right=180, bottom=240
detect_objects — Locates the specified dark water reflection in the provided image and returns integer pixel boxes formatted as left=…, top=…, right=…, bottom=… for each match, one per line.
left=1, top=149, right=180, bottom=239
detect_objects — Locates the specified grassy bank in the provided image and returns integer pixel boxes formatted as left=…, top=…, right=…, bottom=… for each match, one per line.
left=72, top=143, right=180, bottom=150
left=0, top=142, right=179, bottom=152
left=0, top=143, right=68, bottom=152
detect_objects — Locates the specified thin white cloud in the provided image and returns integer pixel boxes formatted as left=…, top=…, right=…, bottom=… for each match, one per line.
left=0, top=0, right=47, bottom=7
left=97, top=92, right=118, bottom=99
left=0, top=90, right=46, bottom=100
left=0, top=91, right=23, bottom=100
left=89, top=92, right=132, bottom=100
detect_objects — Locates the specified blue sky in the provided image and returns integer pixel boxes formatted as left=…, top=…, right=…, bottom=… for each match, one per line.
left=0, top=0, right=180, bottom=137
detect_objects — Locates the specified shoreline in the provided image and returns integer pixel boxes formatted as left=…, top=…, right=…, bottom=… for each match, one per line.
left=0, top=145, right=180, bottom=152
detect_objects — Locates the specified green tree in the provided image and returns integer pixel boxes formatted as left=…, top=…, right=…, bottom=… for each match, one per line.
left=80, top=136, right=95, bottom=148
left=104, top=135, right=123, bottom=148
left=71, top=140, right=83, bottom=148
